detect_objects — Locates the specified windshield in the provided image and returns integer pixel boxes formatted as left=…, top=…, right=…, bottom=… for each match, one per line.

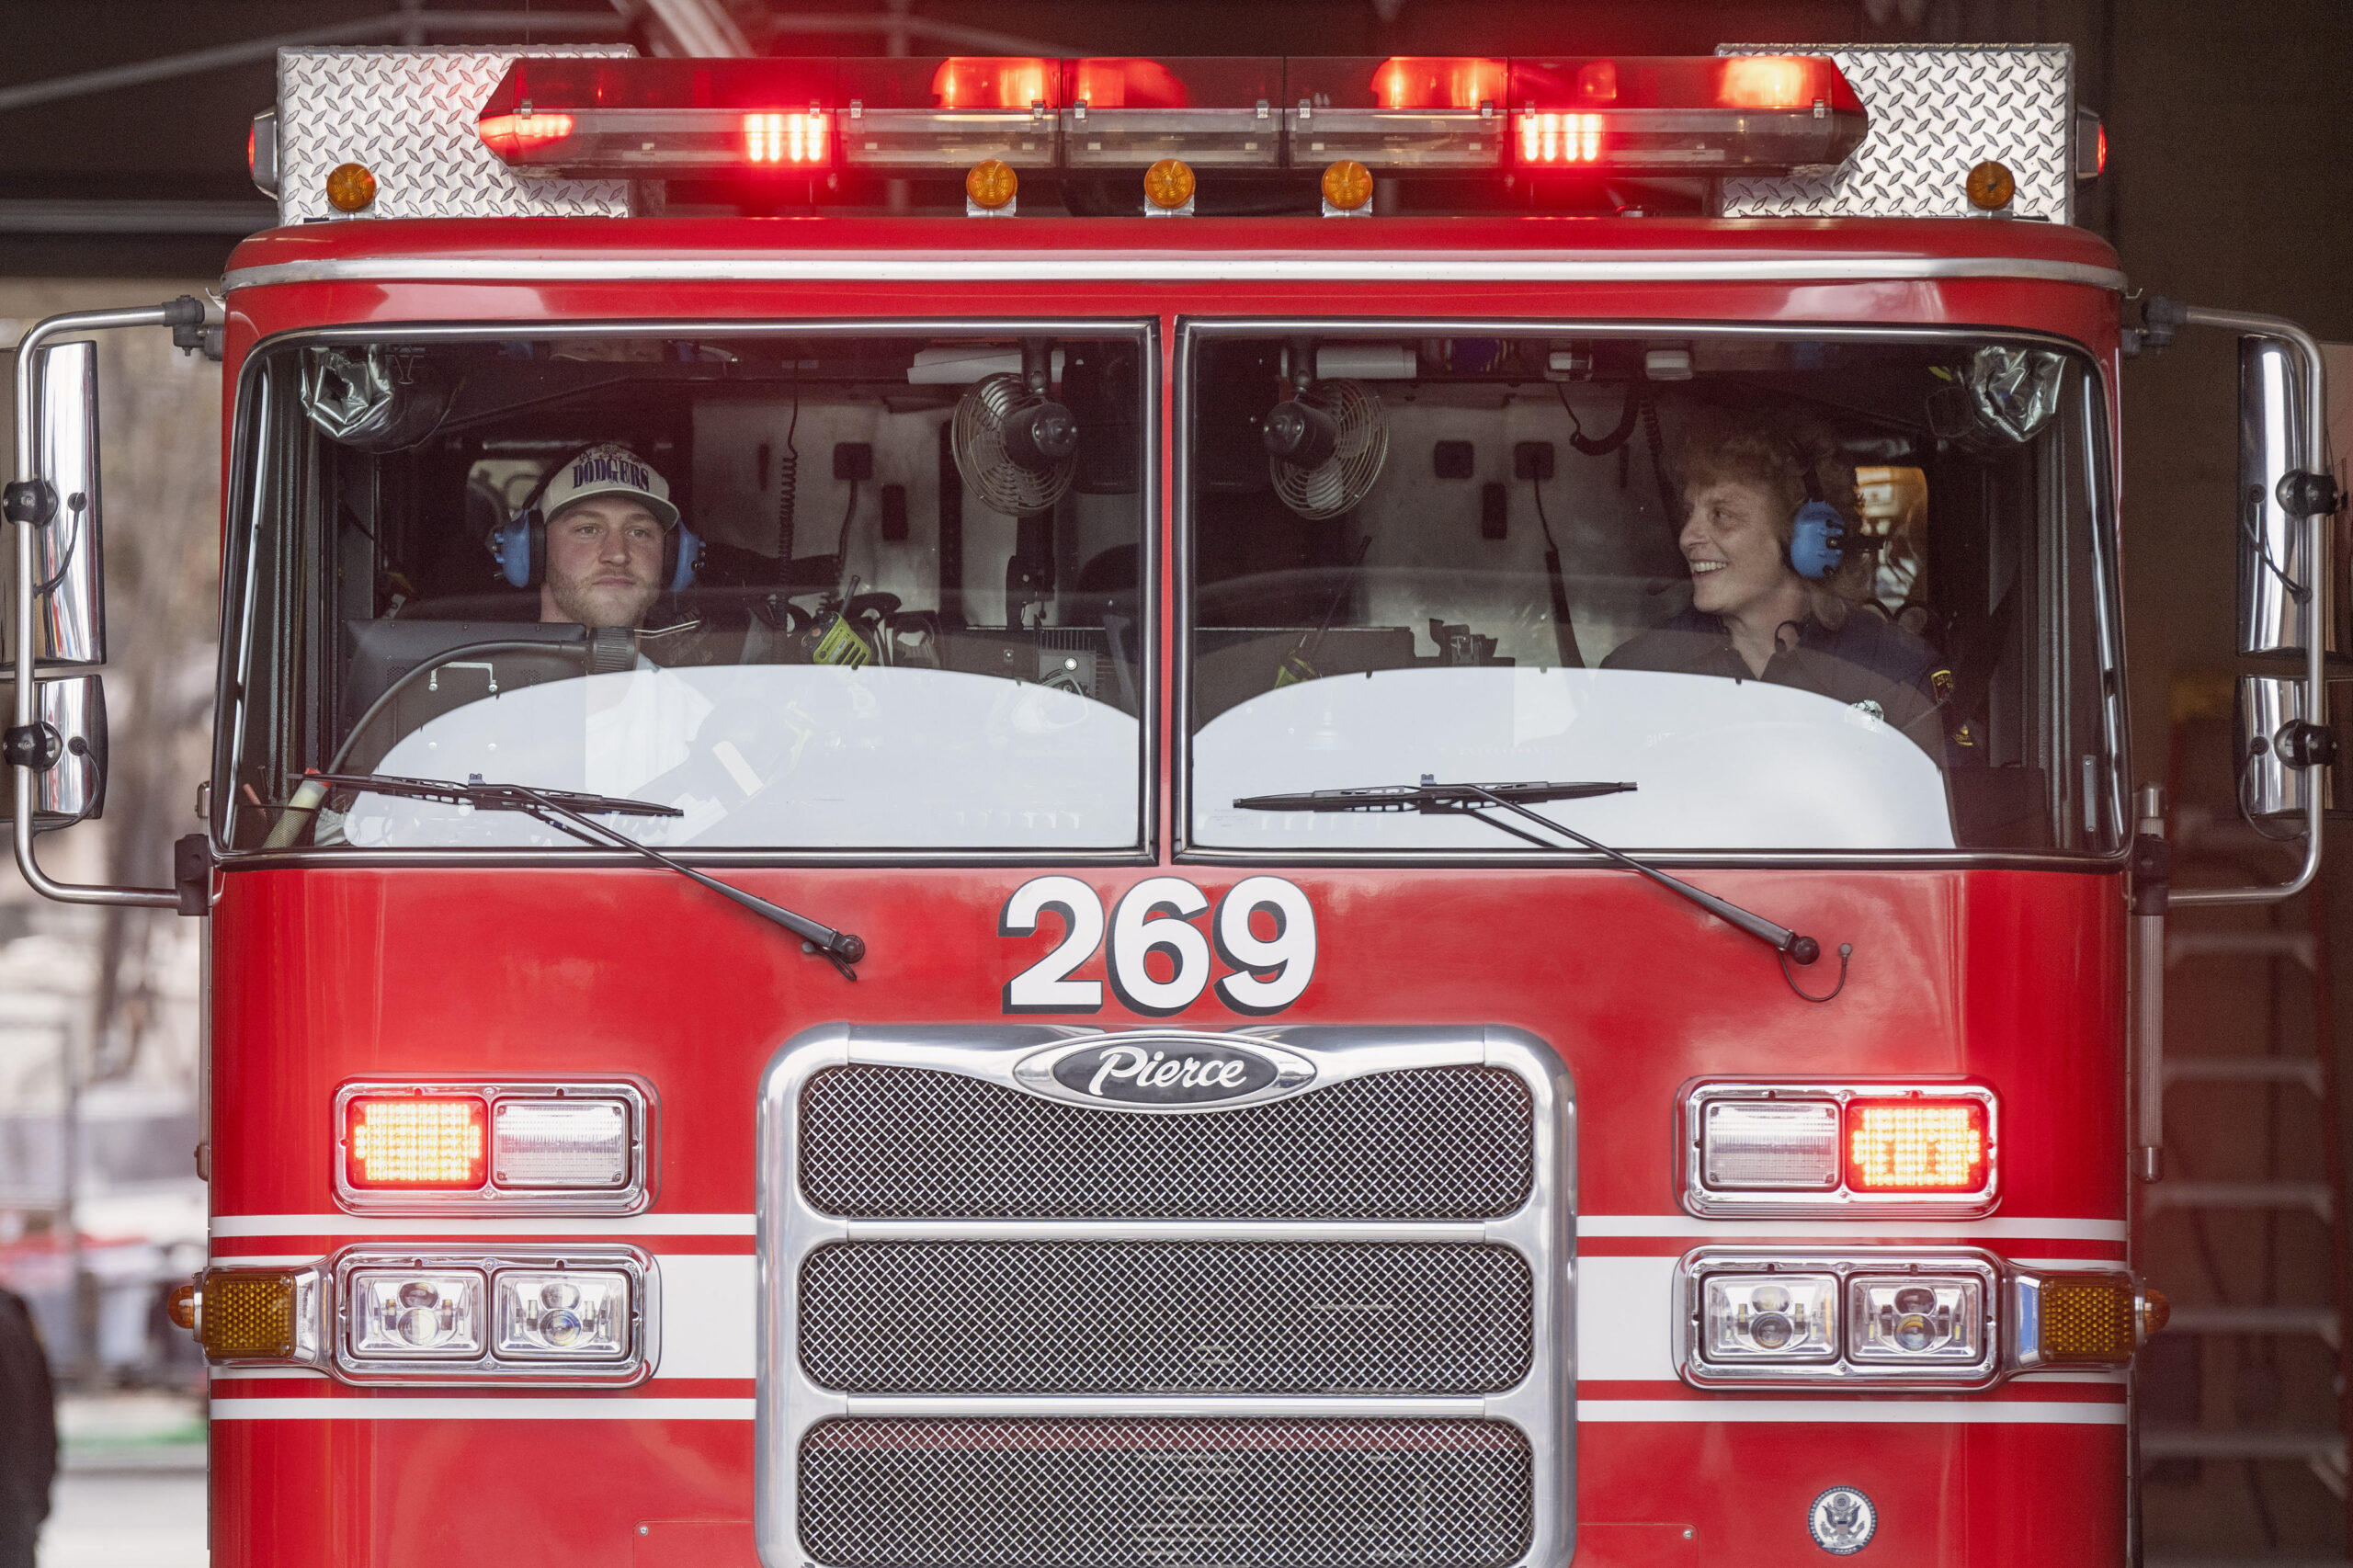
left=1184, top=328, right=2120, bottom=854
left=220, top=327, right=1151, bottom=852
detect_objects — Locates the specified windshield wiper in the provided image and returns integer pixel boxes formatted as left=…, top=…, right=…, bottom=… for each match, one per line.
left=1235, top=774, right=1848, bottom=1001
left=313, top=771, right=868, bottom=980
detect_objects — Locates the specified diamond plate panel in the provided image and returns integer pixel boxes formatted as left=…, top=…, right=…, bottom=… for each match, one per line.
left=1717, top=44, right=2074, bottom=222
left=278, top=47, right=634, bottom=225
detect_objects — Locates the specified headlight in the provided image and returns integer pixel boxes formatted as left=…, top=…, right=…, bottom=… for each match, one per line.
left=331, top=1246, right=656, bottom=1385
left=1698, top=1273, right=1839, bottom=1364
left=347, top=1268, right=487, bottom=1358
left=1847, top=1274, right=1987, bottom=1366
left=1677, top=1249, right=2000, bottom=1388
left=494, top=1269, right=634, bottom=1360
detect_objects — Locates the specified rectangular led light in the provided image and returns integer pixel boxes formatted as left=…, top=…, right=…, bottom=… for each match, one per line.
left=1700, top=1099, right=1838, bottom=1189
left=1698, top=1273, right=1838, bottom=1363
left=2032, top=1272, right=2138, bottom=1365
left=1846, top=1099, right=1989, bottom=1192
left=346, top=1096, right=487, bottom=1189
left=347, top=1268, right=487, bottom=1359
left=195, top=1269, right=301, bottom=1359
left=493, top=1099, right=631, bottom=1189
left=1847, top=1275, right=1987, bottom=1365
left=494, top=1270, right=633, bottom=1360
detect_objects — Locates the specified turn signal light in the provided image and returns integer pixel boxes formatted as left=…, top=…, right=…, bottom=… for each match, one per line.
left=346, top=1096, right=488, bottom=1189
left=1142, top=156, right=1197, bottom=211
left=195, top=1269, right=301, bottom=1358
left=2037, top=1272, right=2138, bottom=1363
left=1845, top=1099, right=1988, bottom=1192
left=324, top=162, right=378, bottom=213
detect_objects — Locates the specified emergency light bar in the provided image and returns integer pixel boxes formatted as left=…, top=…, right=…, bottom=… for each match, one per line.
left=475, top=54, right=1866, bottom=180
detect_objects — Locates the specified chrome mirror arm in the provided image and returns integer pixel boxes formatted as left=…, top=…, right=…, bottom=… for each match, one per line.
left=8, top=301, right=211, bottom=910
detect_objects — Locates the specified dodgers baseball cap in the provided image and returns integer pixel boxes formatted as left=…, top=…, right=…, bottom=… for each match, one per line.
left=541, top=443, right=680, bottom=530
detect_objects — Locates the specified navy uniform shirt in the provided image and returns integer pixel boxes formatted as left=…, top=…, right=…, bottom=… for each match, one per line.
left=1600, top=605, right=1949, bottom=762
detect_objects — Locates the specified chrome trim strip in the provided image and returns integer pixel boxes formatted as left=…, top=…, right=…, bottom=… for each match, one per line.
left=1677, top=1079, right=2000, bottom=1220
left=222, top=253, right=2129, bottom=292
left=330, top=1076, right=655, bottom=1216
left=756, top=1022, right=1577, bottom=1568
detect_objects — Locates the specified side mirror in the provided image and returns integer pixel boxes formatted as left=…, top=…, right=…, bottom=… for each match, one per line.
left=2237, top=335, right=2322, bottom=659
left=12, top=337, right=108, bottom=668
left=0, top=673, right=107, bottom=831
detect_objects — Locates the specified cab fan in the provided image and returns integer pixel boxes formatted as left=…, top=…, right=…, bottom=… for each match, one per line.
left=952, top=372, right=1079, bottom=517
left=1265, top=379, right=1388, bottom=521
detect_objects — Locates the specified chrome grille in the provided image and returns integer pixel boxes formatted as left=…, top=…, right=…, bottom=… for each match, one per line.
left=796, top=1417, right=1535, bottom=1568
left=799, top=1240, right=1534, bottom=1394
left=797, top=1064, right=1533, bottom=1220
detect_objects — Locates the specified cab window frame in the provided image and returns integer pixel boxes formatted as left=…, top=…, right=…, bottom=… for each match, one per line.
left=210, top=314, right=1165, bottom=868
left=1170, top=314, right=2128, bottom=870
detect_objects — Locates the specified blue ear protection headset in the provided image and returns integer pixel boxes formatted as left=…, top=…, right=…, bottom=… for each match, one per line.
left=492, top=447, right=704, bottom=594
left=1784, top=441, right=1849, bottom=581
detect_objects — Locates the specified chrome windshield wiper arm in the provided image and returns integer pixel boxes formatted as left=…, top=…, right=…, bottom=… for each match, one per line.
left=313, top=771, right=868, bottom=981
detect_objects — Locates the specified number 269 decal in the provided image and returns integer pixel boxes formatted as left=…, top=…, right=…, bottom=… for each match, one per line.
left=999, top=876, right=1317, bottom=1017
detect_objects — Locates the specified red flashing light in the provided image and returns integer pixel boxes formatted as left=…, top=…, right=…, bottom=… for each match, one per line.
left=1717, top=54, right=1814, bottom=110
left=477, top=111, right=576, bottom=161
left=1069, top=57, right=1189, bottom=109
left=346, top=1096, right=488, bottom=1190
left=2097, top=119, right=2109, bottom=176
left=1369, top=57, right=1506, bottom=111
left=931, top=56, right=1053, bottom=110
left=743, top=110, right=829, bottom=165
left=1520, top=113, right=1604, bottom=165
left=1845, top=1100, right=1989, bottom=1193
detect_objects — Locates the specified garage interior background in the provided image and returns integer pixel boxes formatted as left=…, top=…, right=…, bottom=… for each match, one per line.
left=1, top=2, right=2349, bottom=1562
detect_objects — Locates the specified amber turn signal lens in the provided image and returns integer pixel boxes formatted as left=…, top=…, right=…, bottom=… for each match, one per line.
left=195, top=1269, right=299, bottom=1359
left=1321, top=159, right=1374, bottom=212
left=2138, top=1284, right=2170, bottom=1339
left=326, top=162, right=379, bottom=213
left=1964, top=159, right=2015, bottom=211
left=2038, top=1271, right=2137, bottom=1364
left=965, top=158, right=1018, bottom=210
left=165, top=1281, right=199, bottom=1333
left=1143, top=157, right=1197, bottom=210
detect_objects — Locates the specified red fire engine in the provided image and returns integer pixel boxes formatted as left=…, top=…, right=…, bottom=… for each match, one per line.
left=5, top=37, right=2338, bottom=1568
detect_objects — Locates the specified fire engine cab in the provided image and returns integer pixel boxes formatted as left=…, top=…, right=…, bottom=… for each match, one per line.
left=5, top=37, right=2337, bottom=1568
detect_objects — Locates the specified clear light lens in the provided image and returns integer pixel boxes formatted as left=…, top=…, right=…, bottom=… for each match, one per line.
left=347, top=1270, right=485, bottom=1358
left=1701, top=1099, right=1839, bottom=1189
left=1847, top=1275, right=1986, bottom=1363
left=347, top=1097, right=488, bottom=1188
left=1845, top=1100, right=1989, bottom=1191
left=494, top=1270, right=632, bottom=1359
left=492, top=1099, right=631, bottom=1189
left=1699, top=1273, right=1838, bottom=1362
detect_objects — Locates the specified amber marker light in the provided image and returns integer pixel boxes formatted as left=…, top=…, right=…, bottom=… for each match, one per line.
left=1143, top=157, right=1197, bottom=211
left=1321, top=159, right=1374, bottom=213
left=1965, top=158, right=2016, bottom=210
left=966, top=158, right=1019, bottom=210
left=346, top=1096, right=489, bottom=1189
left=2037, top=1272, right=2139, bottom=1364
left=325, top=161, right=378, bottom=213
left=1844, top=1099, right=1989, bottom=1193
left=194, top=1269, right=300, bottom=1358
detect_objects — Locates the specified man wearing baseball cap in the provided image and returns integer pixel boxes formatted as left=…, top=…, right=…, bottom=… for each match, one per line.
left=533, top=443, right=685, bottom=630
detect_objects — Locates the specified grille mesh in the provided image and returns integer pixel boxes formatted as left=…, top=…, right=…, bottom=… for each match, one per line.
left=800, top=1240, right=1533, bottom=1394
left=797, top=1417, right=1534, bottom=1568
left=798, top=1065, right=1533, bottom=1220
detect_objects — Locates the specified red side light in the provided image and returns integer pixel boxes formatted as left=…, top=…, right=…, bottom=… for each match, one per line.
left=1369, top=57, right=1507, bottom=111
left=1575, top=61, right=1618, bottom=104
left=477, top=111, right=576, bottom=160
left=1069, top=57, right=1189, bottom=109
left=2097, top=120, right=2109, bottom=176
left=743, top=111, right=829, bottom=165
left=1717, top=55, right=1813, bottom=110
left=931, top=56, right=1052, bottom=110
left=246, top=122, right=256, bottom=177
left=1845, top=1100, right=1989, bottom=1192
left=346, top=1096, right=488, bottom=1189
left=1519, top=113, right=1604, bottom=165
